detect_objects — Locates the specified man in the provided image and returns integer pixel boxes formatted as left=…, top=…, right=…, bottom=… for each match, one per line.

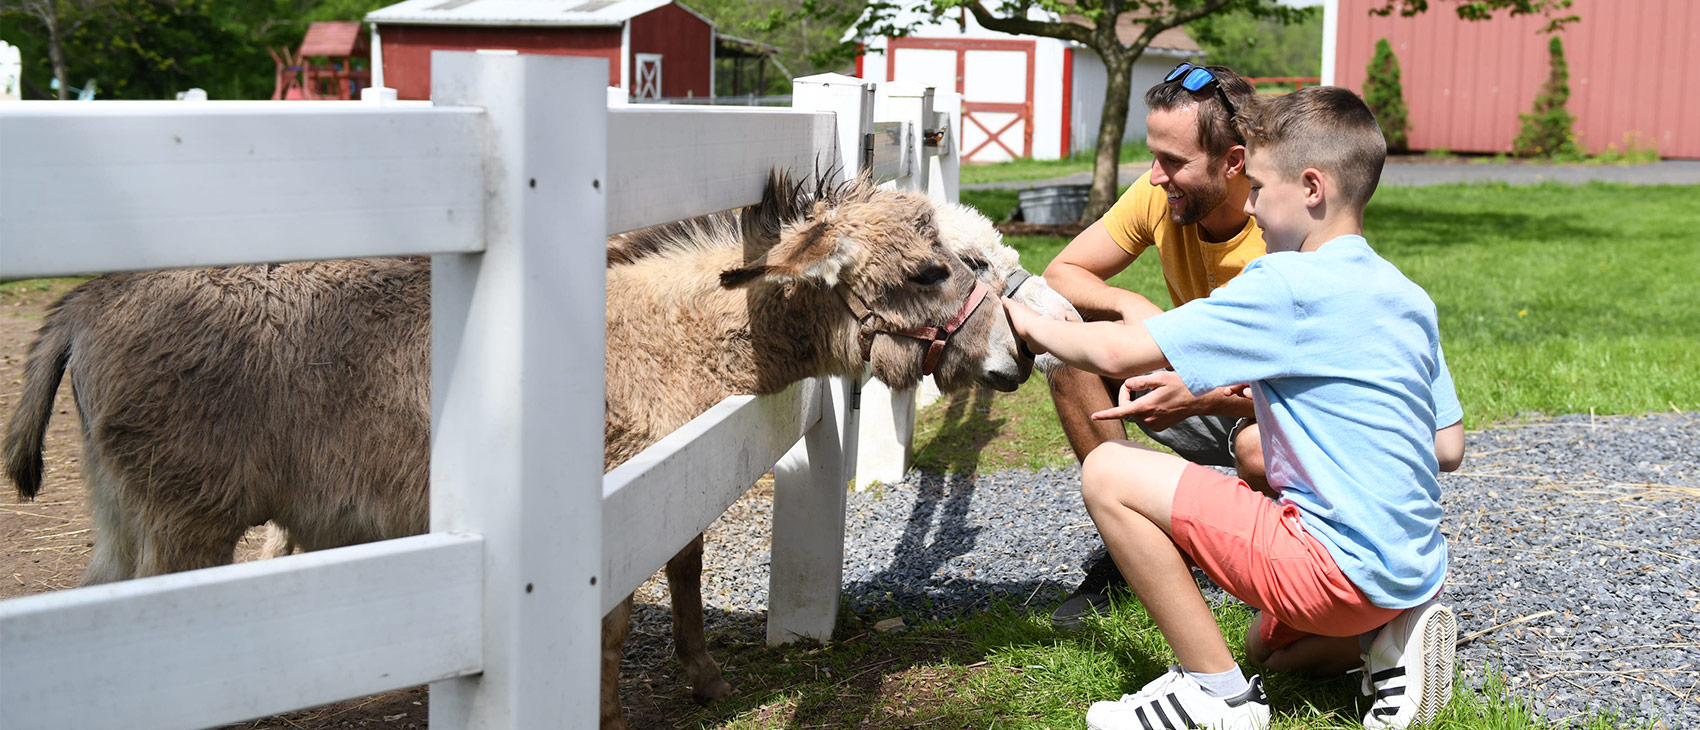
left=1044, top=63, right=1268, bottom=628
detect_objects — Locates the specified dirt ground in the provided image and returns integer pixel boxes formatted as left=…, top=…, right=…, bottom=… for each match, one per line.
left=0, top=281, right=694, bottom=730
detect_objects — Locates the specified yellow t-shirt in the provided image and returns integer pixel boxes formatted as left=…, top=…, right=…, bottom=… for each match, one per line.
left=1101, top=170, right=1266, bottom=307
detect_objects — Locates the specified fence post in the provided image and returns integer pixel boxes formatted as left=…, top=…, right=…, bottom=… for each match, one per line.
left=426, top=52, right=607, bottom=728
left=767, top=73, right=871, bottom=645
left=852, top=80, right=937, bottom=487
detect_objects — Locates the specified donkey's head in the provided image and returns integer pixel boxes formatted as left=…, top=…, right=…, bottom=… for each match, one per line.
left=721, top=173, right=1027, bottom=393
left=932, top=201, right=1078, bottom=374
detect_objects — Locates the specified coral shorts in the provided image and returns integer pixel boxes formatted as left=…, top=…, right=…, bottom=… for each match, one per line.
left=1170, top=464, right=1403, bottom=651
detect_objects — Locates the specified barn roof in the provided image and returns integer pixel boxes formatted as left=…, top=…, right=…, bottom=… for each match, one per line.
left=366, top=0, right=709, bottom=28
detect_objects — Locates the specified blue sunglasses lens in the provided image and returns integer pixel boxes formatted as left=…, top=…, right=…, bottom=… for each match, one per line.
left=1181, top=67, right=1216, bottom=92
left=1165, top=63, right=1193, bottom=83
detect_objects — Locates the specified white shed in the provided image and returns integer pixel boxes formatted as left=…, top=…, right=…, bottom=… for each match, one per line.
left=855, top=8, right=1203, bottom=162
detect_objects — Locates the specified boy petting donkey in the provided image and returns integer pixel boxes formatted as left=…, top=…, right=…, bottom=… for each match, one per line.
left=1004, top=83, right=1465, bottom=729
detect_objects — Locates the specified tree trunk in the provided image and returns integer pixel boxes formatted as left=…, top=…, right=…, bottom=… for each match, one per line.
left=1081, top=49, right=1134, bottom=223
left=44, top=3, right=69, bottom=100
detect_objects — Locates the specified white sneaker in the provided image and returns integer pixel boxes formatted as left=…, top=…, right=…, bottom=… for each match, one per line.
left=1362, top=600, right=1457, bottom=729
left=1086, top=665, right=1271, bottom=730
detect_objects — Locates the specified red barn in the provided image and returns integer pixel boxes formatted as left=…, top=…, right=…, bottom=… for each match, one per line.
left=365, top=0, right=715, bottom=101
left=1325, top=0, right=1699, bottom=158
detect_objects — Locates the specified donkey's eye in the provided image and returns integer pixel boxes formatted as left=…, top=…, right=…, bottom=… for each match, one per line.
left=963, top=257, right=991, bottom=275
left=908, top=265, right=951, bottom=286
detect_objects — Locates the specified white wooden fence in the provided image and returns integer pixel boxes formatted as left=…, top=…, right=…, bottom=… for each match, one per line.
left=0, top=53, right=959, bottom=729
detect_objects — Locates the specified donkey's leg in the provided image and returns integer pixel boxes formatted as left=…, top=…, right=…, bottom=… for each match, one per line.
left=667, top=535, right=732, bottom=704
left=134, top=505, right=244, bottom=578
left=602, top=595, right=634, bottom=730
left=79, top=458, right=140, bottom=585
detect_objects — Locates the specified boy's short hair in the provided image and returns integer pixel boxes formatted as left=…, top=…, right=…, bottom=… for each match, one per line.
left=1236, top=86, right=1388, bottom=212
left=1144, top=65, right=1256, bottom=160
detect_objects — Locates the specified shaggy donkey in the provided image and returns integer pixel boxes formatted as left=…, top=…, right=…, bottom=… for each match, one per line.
left=4, top=173, right=1042, bottom=729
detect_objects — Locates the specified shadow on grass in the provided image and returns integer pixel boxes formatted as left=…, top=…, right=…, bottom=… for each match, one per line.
left=621, top=596, right=1374, bottom=729
left=1366, top=202, right=1602, bottom=250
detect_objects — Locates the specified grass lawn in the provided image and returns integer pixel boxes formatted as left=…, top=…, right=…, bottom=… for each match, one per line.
left=917, top=182, right=1700, bottom=473
left=679, top=596, right=1635, bottom=730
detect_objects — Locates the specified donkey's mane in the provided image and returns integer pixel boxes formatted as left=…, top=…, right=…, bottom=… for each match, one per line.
left=605, top=169, right=878, bottom=268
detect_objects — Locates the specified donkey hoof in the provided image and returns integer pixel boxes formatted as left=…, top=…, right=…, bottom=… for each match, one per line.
left=692, top=677, right=733, bottom=705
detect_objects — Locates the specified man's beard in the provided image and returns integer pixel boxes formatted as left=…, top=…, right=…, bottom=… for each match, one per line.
left=1168, top=175, right=1229, bottom=227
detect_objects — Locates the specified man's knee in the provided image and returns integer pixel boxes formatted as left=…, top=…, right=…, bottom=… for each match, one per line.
left=1233, top=422, right=1264, bottom=479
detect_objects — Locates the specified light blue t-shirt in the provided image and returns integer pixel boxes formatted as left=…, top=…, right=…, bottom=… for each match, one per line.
left=1144, top=235, right=1463, bottom=609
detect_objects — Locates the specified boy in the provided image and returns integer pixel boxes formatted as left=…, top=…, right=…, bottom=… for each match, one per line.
left=1003, top=85, right=1466, bottom=730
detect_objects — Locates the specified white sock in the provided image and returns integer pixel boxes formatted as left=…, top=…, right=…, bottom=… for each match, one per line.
left=1185, top=664, right=1250, bottom=699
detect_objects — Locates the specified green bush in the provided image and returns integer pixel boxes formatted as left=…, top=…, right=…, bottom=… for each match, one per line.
left=1363, top=38, right=1410, bottom=153
left=1512, top=36, right=1580, bottom=158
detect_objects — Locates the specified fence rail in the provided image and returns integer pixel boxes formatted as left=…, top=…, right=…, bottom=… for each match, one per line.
left=0, top=54, right=957, bottom=729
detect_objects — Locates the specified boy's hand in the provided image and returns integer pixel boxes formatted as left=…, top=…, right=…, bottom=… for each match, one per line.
left=1001, top=297, right=1049, bottom=355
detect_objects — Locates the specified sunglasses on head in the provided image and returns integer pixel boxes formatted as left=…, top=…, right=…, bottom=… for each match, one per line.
left=1164, top=63, right=1243, bottom=134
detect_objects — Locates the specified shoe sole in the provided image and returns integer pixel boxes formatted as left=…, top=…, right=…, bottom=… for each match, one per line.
left=1412, top=603, right=1457, bottom=726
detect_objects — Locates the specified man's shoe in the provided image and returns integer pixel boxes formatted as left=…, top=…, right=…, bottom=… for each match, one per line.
left=1086, top=666, right=1271, bottom=730
left=1362, top=599, right=1457, bottom=729
left=1051, top=546, right=1126, bottom=629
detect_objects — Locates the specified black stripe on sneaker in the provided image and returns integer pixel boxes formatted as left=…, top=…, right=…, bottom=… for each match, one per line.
left=1150, top=698, right=1176, bottom=729
left=1371, top=666, right=1406, bottom=682
left=1372, top=706, right=1400, bottom=717
left=1135, top=705, right=1155, bottom=730
left=1376, top=686, right=1406, bottom=699
left=1167, top=695, right=1199, bottom=728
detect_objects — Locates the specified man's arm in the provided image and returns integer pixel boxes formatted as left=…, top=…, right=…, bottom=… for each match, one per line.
left=1043, top=221, right=1164, bottom=322
left=1004, top=299, right=1169, bottom=380
left=1435, top=420, right=1464, bottom=472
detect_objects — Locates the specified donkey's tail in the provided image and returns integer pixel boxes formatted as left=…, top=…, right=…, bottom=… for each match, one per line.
left=4, top=291, right=79, bottom=501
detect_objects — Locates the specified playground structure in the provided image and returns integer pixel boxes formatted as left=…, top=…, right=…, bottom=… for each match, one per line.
left=272, top=21, right=371, bottom=100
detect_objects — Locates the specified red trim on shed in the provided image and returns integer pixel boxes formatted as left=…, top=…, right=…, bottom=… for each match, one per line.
left=1060, top=47, right=1074, bottom=158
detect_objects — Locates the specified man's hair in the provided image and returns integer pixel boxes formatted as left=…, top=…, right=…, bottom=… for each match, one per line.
left=1143, top=64, right=1256, bottom=160
left=1236, top=86, right=1388, bottom=211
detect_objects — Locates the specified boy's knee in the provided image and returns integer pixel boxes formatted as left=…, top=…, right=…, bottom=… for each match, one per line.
left=1079, top=444, right=1119, bottom=507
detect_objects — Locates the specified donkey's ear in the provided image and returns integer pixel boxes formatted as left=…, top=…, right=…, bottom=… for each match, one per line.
left=720, top=207, right=859, bottom=289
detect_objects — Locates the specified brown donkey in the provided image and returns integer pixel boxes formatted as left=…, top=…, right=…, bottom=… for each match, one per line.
left=4, top=173, right=1029, bottom=728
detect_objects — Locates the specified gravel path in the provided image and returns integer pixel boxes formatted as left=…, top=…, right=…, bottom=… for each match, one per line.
left=629, top=411, right=1700, bottom=727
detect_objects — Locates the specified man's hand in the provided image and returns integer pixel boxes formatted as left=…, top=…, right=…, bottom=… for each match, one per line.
left=1090, top=373, right=1256, bottom=427
left=1090, top=371, right=1194, bottom=429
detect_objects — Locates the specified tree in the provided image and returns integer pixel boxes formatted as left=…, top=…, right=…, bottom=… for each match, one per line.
left=1187, top=3, right=1322, bottom=79
left=1, top=0, right=113, bottom=99
left=1362, top=38, right=1408, bottom=153
left=1511, top=35, right=1576, bottom=158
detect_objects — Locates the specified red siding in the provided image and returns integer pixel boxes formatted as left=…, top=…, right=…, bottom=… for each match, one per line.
left=629, top=4, right=713, bottom=98
left=379, top=25, right=622, bottom=100
left=1333, top=0, right=1699, bottom=158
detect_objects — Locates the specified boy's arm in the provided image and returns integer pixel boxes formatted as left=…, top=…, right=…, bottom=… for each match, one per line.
left=1436, top=420, right=1464, bottom=472
left=1003, top=297, right=1169, bottom=380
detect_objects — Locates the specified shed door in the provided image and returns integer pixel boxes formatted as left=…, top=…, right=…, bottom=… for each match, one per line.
left=888, top=38, right=1035, bottom=162
left=635, top=53, right=663, bottom=100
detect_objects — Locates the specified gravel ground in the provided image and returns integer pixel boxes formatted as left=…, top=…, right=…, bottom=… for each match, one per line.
left=628, top=411, right=1700, bottom=727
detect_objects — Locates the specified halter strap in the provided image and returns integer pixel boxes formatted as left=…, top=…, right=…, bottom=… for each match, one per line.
left=835, top=279, right=992, bottom=376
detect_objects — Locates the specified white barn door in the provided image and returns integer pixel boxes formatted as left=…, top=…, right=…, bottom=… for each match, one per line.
left=635, top=53, right=663, bottom=100
left=888, top=38, right=1033, bottom=162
